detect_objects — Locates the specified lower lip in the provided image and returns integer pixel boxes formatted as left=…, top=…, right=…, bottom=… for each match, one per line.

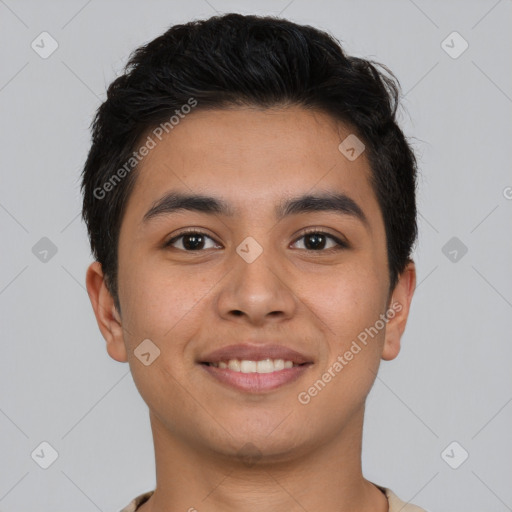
left=200, top=363, right=312, bottom=393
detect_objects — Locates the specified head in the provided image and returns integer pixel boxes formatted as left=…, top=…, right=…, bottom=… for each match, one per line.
left=83, top=13, right=417, bottom=461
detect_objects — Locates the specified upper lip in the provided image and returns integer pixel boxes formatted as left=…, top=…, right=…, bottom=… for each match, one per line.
left=199, top=344, right=313, bottom=364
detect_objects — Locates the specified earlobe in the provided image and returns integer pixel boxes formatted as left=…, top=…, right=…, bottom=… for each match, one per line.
left=85, top=261, right=128, bottom=363
left=381, top=261, right=416, bottom=361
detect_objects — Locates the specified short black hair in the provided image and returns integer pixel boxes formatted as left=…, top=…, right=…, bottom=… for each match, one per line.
left=81, top=12, right=418, bottom=314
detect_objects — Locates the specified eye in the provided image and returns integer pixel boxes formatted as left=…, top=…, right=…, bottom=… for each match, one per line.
left=292, top=229, right=348, bottom=252
left=164, top=229, right=221, bottom=251
left=164, top=228, right=348, bottom=252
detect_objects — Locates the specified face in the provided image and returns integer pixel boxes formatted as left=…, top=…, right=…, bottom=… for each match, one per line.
left=87, top=106, right=415, bottom=462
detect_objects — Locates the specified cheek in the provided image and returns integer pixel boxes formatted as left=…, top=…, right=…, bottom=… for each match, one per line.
left=118, top=259, right=218, bottom=344
left=118, top=264, right=209, bottom=415
left=311, top=266, right=387, bottom=343
left=298, top=277, right=386, bottom=419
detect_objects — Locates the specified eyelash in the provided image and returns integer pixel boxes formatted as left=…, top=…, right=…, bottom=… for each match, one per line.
left=164, top=228, right=348, bottom=252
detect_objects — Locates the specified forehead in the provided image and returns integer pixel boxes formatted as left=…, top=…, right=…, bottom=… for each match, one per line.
left=121, top=106, right=382, bottom=228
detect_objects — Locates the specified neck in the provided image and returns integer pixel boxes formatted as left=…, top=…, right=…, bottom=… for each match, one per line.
left=139, top=406, right=388, bottom=512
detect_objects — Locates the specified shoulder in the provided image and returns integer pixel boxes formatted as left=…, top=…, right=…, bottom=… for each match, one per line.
left=118, top=490, right=155, bottom=512
left=119, top=487, right=431, bottom=512
left=378, top=485, right=430, bottom=512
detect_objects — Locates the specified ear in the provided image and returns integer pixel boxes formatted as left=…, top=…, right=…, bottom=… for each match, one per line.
left=381, top=261, right=416, bottom=361
left=85, top=261, right=128, bottom=363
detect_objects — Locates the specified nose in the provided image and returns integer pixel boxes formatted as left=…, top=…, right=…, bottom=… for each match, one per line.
left=216, top=244, right=297, bottom=326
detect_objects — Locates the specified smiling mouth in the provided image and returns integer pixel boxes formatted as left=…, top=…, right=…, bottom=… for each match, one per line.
left=202, top=358, right=309, bottom=373
left=200, top=359, right=313, bottom=393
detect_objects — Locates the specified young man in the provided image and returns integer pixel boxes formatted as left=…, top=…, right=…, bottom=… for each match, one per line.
left=82, top=13, right=425, bottom=512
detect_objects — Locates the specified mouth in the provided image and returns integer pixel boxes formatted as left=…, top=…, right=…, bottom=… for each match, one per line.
left=198, top=344, right=314, bottom=393
left=202, top=358, right=306, bottom=372
left=200, top=360, right=313, bottom=393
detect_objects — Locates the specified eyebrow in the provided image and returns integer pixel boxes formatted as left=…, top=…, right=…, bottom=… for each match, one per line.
left=142, top=191, right=369, bottom=228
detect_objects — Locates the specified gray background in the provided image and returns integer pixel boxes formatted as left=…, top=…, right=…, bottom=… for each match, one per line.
left=1, top=1, right=511, bottom=511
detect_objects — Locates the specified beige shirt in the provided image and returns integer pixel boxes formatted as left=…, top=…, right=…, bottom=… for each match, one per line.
left=119, top=485, right=427, bottom=511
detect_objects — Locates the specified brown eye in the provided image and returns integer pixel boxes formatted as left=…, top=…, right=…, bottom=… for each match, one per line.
left=165, top=230, right=220, bottom=251
left=292, top=230, right=347, bottom=251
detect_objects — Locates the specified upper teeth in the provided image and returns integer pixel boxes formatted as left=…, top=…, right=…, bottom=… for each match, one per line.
left=209, top=359, right=297, bottom=373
